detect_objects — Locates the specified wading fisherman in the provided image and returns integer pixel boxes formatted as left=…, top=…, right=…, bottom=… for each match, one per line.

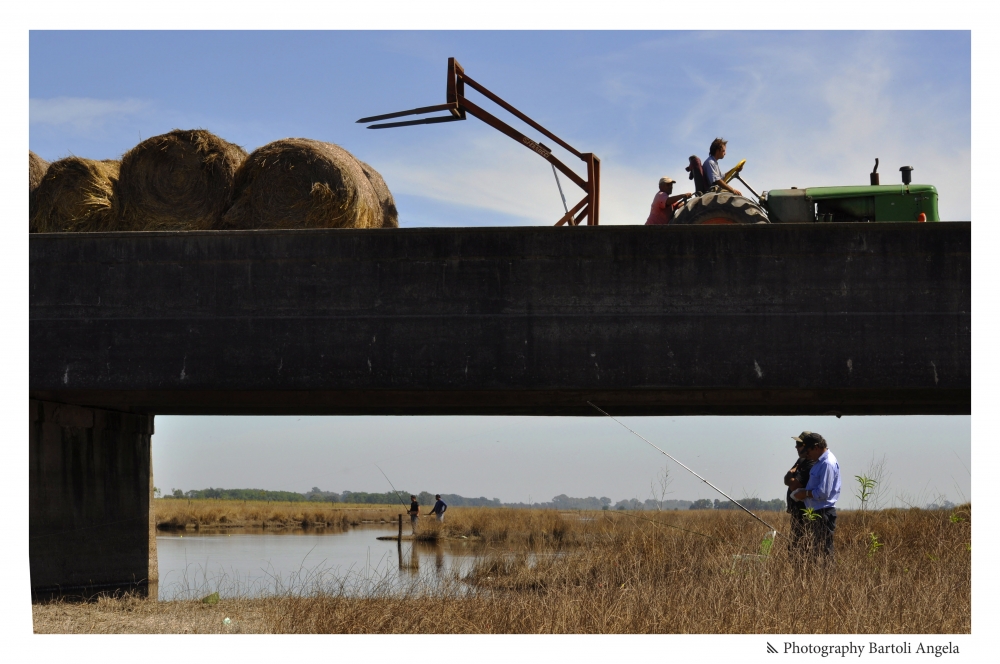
left=408, top=495, right=420, bottom=535
left=784, top=433, right=817, bottom=555
left=428, top=494, right=448, bottom=522
left=790, top=433, right=841, bottom=559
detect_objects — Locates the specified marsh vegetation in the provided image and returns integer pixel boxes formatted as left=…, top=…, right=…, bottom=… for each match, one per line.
left=35, top=502, right=970, bottom=634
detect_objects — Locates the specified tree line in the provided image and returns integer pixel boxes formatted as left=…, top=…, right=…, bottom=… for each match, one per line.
left=158, top=487, right=785, bottom=511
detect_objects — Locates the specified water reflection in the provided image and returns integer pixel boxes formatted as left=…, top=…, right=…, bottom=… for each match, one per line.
left=156, top=525, right=479, bottom=600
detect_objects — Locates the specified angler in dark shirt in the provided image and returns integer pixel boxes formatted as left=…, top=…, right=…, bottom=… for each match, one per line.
left=408, top=495, right=420, bottom=535
left=784, top=432, right=816, bottom=553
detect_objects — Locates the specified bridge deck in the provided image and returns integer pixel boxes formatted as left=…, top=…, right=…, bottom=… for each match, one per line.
left=29, top=223, right=970, bottom=416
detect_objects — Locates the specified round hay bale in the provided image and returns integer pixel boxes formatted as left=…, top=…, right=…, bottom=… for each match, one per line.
left=220, top=138, right=382, bottom=230
left=115, top=129, right=247, bottom=231
left=29, top=157, right=119, bottom=233
left=358, top=159, right=399, bottom=228
left=29, top=151, right=49, bottom=193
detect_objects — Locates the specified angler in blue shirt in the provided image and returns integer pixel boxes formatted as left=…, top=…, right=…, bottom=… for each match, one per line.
left=790, top=432, right=841, bottom=558
left=428, top=494, right=448, bottom=522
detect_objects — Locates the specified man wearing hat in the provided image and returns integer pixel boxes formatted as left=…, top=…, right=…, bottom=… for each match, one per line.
left=789, top=432, right=841, bottom=559
left=645, top=176, right=692, bottom=225
left=783, top=432, right=816, bottom=555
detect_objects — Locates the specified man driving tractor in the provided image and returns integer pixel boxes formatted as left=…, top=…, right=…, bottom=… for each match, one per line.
left=703, top=137, right=742, bottom=197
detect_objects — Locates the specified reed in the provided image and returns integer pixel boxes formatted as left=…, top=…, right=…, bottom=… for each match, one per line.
left=36, top=505, right=970, bottom=633
left=153, top=498, right=402, bottom=530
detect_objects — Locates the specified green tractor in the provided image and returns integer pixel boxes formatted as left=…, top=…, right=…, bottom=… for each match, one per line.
left=671, top=159, right=939, bottom=225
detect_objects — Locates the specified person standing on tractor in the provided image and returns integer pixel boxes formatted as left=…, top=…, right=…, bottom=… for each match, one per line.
left=685, top=155, right=711, bottom=194
left=703, top=138, right=742, bottom=197
left=645, top=177, right=692, bottom=225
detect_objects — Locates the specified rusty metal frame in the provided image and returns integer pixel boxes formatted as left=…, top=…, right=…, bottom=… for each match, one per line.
left=358, top=57, right=600, bottom=226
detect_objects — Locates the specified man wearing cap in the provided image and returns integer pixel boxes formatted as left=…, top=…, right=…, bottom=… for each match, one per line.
left=789, top=432, right=841, bottom=559
left=703, top=137, right=743, bottom=196
left=783, top=433, right=816, bottom=555
left=645, top=176, right=692, bottom=225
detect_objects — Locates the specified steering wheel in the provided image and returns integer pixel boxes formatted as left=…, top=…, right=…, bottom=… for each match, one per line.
left=722, top=159, right=747, bottom=184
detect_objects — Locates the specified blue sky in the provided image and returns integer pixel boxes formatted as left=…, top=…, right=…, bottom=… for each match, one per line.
left=29, top=31, right=970, bottom=225
left=26, top=30, right=971, bottom=506
left=153, top=414, right=970, bottom=510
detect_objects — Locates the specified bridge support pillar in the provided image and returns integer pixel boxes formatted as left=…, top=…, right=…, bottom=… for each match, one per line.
left=29, top=399, right=156, bottom=599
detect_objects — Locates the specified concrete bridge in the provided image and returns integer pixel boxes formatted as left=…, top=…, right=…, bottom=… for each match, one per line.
left=29, top=222, right=970, bottom=597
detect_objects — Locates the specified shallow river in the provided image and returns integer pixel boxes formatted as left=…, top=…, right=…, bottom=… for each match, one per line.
left=156, top=525, right=480, bottom=601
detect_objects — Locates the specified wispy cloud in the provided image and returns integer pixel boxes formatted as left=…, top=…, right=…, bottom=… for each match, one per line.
left=30, top=96, right=150, bottom=131
left=372, top=128, right=667, bottom=227
left=373, top=129, right=582, bottom=225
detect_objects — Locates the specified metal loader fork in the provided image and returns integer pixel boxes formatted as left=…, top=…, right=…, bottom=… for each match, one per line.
left=358, top=57, right=600, bottom=226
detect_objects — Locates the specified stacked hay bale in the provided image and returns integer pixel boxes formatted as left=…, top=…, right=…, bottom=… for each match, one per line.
left=114, top=129, right=247, bottom=231
left=30, top=157, right=120, bottom=233
left=29, top=151, right=49, bottom=193
left=220, top=138, right=389, bottom=230
left=357, top=159, right=399, bottom=228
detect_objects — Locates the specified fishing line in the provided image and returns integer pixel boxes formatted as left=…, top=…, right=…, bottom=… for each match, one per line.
left=604, top=509, right=711, bottom=538
left=587, top=401, right=779, bottom=534
left=374, top=463, right=412, bottom=512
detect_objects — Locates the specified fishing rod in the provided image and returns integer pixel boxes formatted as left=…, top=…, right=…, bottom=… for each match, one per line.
left=587, top=401, right=780, bottom=534
left=374, top=464, right=412, bottom=513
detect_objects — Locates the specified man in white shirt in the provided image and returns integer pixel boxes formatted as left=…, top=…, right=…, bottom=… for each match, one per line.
left=703, top=137, right=742, bottom=197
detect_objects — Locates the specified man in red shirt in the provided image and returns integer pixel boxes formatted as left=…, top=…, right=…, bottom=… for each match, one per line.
left=645, top=177, right=692, bottom=225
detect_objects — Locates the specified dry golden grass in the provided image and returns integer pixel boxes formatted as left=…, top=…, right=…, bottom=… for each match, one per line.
left=414, top=507, right=580, bottom=544
left=153, top=498, right=402, bottom=530
left=36, top=505, right=970, bottom=634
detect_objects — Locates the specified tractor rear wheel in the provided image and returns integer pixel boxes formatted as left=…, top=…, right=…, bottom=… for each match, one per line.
left=671, top=192, right=768, bottom=225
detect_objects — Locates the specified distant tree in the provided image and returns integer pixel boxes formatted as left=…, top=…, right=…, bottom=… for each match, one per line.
left=689, top=498, right=713, bottom=510
left=153, top=487, right=162, bottom=499
left=305, top=488, right=340, bottom=502
left=713, top=497, right=785, bottom=512
left=181, top=487, right=308, bottom=502
left=171, top=488, right=184, bottom=498
left=650, top=465, right=672, bottom=510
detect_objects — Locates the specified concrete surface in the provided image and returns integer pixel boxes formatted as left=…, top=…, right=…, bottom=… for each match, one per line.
left=29, top=400, right=156, bottom=599
left=30, top=223, right=969, bottom=416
